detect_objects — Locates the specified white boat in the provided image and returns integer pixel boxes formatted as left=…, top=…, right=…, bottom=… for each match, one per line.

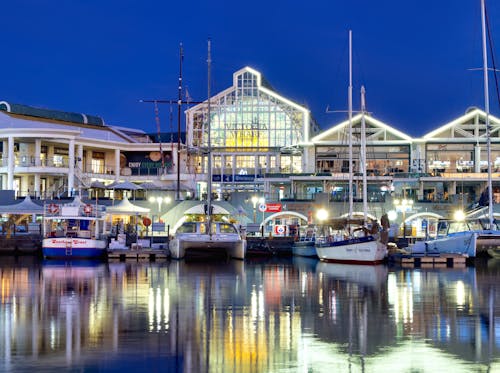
left=315, top=218, right=388, bottom=264
left=170, top=41, right=246, bottom=261
left=169, top=221, right=246, bottom=260
left=315, top=32, right=388, bottom=265
left=42, top=197, right=107, bottom=259
left=413, top=231, right=478, bottom=257
left=292, top=225, right=317, bottom=257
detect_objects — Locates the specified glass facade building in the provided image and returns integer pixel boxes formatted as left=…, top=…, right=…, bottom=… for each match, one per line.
left=186, top=67, right=319, bottom=196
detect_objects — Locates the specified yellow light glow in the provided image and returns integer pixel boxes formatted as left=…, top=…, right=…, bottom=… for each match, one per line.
left=316, top=209, right=328, bottom=222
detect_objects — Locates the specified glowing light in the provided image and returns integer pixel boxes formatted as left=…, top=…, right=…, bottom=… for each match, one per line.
left=316, top=209, right=328, bottom=222
left=454, top=210, right=465, bottom=222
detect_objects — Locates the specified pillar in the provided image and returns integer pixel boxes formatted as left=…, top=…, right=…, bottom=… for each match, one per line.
left=68, top=139, right=75, bottom=196
left=77, top=144, right=83, bottom=171
left=114, top=149, right=120, bottom=181
left=475, top=145, right=481, bottom=173
left=7, top=136, right=14, bottom=190
left=35, top=139, right=41, bottom=166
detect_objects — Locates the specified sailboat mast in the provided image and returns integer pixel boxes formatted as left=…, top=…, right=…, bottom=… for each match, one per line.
left=176, top=43, right=184, bottom=201
left=348, top=30, right=354, bottom=218
left=481, top=0, right=494, bottom=227
left=207, top=39, right=212, bottom=219
left=361, top=86, right=368, bottom=218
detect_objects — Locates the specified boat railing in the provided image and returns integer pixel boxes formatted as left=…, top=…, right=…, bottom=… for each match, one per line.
left=44, top=203, right=106, bottom=218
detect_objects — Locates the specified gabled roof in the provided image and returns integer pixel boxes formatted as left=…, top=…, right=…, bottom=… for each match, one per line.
left=311, top=113, right=412, bottom=143
left=422, top=107, right=500, bottom=140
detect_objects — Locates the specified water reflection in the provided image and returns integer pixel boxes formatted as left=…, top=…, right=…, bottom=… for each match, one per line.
left=0, top=257, right=499, bottom=372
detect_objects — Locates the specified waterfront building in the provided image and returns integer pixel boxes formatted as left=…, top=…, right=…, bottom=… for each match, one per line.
left=0, top=101, right=189, bottom=201
left=1, top=67, right=499, bottom=237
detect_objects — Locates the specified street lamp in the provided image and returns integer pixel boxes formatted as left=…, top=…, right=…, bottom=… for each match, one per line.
left=251, top=196, right=259, bottom=223
left=394, top=198, right=413, bottom=238
left=259, top=197, right=265, bottom=237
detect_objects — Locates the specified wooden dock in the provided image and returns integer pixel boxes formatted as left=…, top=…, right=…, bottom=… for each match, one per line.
left=107, top=249, right=169, bottom=262
left=389, top=253, right=467, bottom=268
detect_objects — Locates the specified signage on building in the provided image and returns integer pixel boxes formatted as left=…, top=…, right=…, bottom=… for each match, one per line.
left=212, top=174, right=262, bottom=182
left=274, top=225, right=286, bottom=235
left=152, top=222, right=165, bottom=232
left=265, top=203, right=282, bottom=213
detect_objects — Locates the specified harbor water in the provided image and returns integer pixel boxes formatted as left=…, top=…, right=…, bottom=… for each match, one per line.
left=1, top=256, right=500, bottom=372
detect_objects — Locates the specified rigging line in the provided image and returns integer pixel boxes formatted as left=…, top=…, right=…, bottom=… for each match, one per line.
left=154, top=100, right=164, bottom=169
left=485, top=6, right=500, bottom=110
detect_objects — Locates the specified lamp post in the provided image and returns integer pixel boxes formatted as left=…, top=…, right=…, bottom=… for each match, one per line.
left=394, top=198, right=413, bottom=239
left=259, top=197, right=265, bottom=237
left=149, top=196, right=172, bottom=236
left=251, top=196, right=259, bottom=223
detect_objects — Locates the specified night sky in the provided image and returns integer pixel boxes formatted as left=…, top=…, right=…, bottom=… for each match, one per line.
left=1, top=0, right=499, bottom=137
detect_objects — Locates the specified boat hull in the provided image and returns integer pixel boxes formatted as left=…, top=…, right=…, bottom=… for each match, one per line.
left=170, top=234, right=246, bottom=260
left=292, top=240, right=317, bottom=257
left=426, top=232, right=477, bottom=257
left=42, top=237, right=107, bottom=259
left=315, top=236, right=387, bottom=264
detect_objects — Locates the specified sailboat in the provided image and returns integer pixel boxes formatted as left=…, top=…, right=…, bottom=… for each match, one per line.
left=410, top=0, right=500, bottom=259
left=169, top=40, right=246, bottom=260
left=315, top=31, right=388, bottom=264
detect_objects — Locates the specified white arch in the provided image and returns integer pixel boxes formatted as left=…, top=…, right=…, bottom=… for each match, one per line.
left=338, top=211, right=379, bottom=221
left=262, top=211, right=308, bottom=226
left=404, top=212, right=444, bottom=223
left=0, top=101, right=11, bottom=112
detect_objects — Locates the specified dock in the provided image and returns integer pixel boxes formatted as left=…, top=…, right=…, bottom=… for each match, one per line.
left=388, top=253, right=467, bottom=268
left=107, top=249, right=169, bottom=262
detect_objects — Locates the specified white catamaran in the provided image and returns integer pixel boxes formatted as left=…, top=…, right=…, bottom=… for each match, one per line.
left=169, top=40, right=246, bottom=260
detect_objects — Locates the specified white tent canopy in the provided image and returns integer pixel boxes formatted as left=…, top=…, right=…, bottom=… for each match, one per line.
left=183, top=204, right=230, bottom=215
left=0, top=195, right=44, bottom=214
left=105, top=196, right=150, bottom=214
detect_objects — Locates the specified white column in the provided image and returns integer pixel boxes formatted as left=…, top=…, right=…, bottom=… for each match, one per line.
left=35, top=139, right=41, bottom=166
left=34, top=174, right=41, bottom=198
left=114, top=149, right=120, bottom=181
left=77, top=144, right=83, bottom=171
left=68, top=139, right=75, bottom=196
left=7, top=136, right=14, bottom=190
left=475, top=145, right=481, bottom=173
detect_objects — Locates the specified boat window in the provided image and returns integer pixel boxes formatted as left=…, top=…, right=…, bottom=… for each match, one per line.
left=177, top=223, right=198, bottom=233
left=219, top=223, right=237, bottom=233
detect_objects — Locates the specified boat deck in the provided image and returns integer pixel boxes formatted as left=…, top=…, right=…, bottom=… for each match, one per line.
left=107, top=249, right=169, bottom=261
left=388, top=253, right=467, bottom=268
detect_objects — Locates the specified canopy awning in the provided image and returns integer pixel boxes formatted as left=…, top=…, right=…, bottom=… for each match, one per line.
left=0, top=195, right=43, bottom=214
left=105, top=196, right=150, bottom=214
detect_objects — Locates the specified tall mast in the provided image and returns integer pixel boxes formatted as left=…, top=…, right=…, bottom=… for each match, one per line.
left=481, top=0, right=494, bottom=227
left=361, top=85, right=368, bottom=219
left=348, top=30, right=354, bottom=218
left=207, top=39, right=212, bottom=219
left=176, top=43, right=184, bottom=201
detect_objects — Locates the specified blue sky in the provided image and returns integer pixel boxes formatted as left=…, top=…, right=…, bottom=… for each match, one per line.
left=1, top=0, right=499, bottom=136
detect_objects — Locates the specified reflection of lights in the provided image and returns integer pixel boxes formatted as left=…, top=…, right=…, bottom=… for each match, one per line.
left=456, top=281, right=465, bottom=307
left=301, top=273, right=308, bottom=295
left=148, top=288, right=154, bottom=332
left=388, top=272, right=414, bottom=325
left=164, top=288, right=170, bottom=330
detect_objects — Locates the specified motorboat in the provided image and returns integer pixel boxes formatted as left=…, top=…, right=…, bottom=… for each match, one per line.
left=292, top=225, right=317, bottom=257
left=169, top=221, right=246, bottom=260
left=42, top=197, right=107, bottom=259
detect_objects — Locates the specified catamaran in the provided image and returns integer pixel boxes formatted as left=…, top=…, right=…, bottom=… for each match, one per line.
left=169, top=40, right=246, bottom=260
